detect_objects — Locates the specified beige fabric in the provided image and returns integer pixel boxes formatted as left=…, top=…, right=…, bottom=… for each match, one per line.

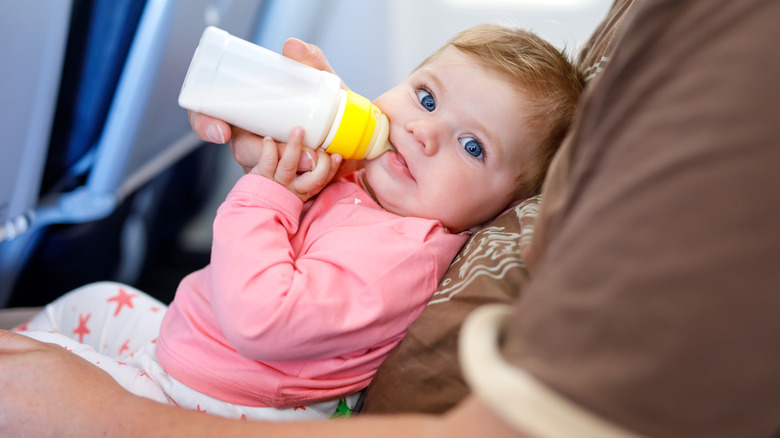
left=460, top=305, right=645, bottom=438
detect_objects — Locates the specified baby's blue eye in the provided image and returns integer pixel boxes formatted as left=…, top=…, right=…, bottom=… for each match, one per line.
left=417, top=89, right=436, bottom=111
left=460, top=137, right=484, bottom=159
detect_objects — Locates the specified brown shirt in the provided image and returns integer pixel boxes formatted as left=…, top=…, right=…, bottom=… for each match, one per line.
left=464, top=0, right=780, bottom=436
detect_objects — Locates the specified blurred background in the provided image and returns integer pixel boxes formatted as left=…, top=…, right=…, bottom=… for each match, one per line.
left=0, top=0, right=612, bottom=308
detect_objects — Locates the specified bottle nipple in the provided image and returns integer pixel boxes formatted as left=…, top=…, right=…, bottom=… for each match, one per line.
left=323, top=90, right=392, bottom=160
left=361, top=110, right=391, bottom=159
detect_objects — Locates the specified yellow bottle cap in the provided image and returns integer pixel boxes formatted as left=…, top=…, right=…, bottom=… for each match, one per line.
left=323, top=90, right=390, bottom=160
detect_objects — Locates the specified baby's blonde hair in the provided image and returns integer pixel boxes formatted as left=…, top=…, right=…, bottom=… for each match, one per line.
left=421, top=24, right=583, bottom=199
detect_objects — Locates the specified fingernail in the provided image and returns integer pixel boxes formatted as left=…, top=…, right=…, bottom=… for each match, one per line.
left=300, top=151, right=314, bottom=169
left=206, top=124, right=225, bottom=144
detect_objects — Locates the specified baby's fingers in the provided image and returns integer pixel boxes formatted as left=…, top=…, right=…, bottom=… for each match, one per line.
left=323, top=153, right=343, bottom=184
left=294, top=150, right=342, bottom=201
left=274, top=127, right=304, bottom=185
left=250, top=136, right=280, bottom=179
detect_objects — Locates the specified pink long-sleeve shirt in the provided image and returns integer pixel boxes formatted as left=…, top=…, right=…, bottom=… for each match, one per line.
left=156, top=172, right=467, bottom=408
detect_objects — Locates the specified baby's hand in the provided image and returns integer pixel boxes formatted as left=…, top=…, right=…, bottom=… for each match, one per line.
left=250, top=127, right=342, bottom=202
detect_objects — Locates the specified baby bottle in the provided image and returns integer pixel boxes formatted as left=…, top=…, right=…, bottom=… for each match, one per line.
left=178, top=26, right=391, bottom=160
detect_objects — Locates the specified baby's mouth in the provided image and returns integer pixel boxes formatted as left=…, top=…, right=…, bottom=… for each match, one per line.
left=395, top=149, right=408, bottom=167
left=389, top=147, right=414, bottom=181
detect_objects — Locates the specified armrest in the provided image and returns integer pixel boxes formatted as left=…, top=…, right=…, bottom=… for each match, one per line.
left=0, top=307, right=41, bottom=330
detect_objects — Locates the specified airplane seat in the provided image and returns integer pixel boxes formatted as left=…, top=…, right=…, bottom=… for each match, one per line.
left=0, top=0, right=266, bottom=307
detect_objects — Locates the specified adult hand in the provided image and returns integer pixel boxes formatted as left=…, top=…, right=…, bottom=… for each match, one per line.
left=0, top=329, right=238, bottom=438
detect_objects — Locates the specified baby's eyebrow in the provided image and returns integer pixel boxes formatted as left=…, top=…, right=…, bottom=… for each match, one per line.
left=418, top=67, right=446, bottom=95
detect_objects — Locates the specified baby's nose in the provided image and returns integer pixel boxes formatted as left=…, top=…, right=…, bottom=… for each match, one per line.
left=408, top=119, right=443, bottom=155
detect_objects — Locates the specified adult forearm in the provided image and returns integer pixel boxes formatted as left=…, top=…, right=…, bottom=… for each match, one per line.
left=114, top=399, right=437, bottom=438
left=92, top=393, right=528, bottom=438
left=0, top=330, right=527, bottom=438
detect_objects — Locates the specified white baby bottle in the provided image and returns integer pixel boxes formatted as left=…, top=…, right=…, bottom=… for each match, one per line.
left=178, top=26, right=391, bottom=160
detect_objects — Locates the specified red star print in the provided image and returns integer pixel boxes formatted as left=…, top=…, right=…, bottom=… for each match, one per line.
left=73, top=313, right=91, bottom=343
left=118, top=339, right=131, bottom=357
left=195, top=405, right=207, bottom=413
left=107, top=287, right=137, bottom=317
left=294, top=406, right=306, bottom=411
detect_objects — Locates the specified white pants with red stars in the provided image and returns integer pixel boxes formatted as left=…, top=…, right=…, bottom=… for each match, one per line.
left=15, top=281, right=359, bottom=421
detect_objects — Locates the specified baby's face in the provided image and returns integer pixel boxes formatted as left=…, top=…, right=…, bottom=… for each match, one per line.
left=364, top=46, right=534, bottom=232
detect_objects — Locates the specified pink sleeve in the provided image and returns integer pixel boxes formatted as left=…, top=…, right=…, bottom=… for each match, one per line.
left=209, top=174, right=454, bottom=363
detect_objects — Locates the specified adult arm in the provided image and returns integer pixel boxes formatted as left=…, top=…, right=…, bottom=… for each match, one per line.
left=0, top=329, right=526, bottom=438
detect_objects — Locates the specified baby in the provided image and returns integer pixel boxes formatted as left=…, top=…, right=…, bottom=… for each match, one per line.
left=16, top=24, right=582, bottom=420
